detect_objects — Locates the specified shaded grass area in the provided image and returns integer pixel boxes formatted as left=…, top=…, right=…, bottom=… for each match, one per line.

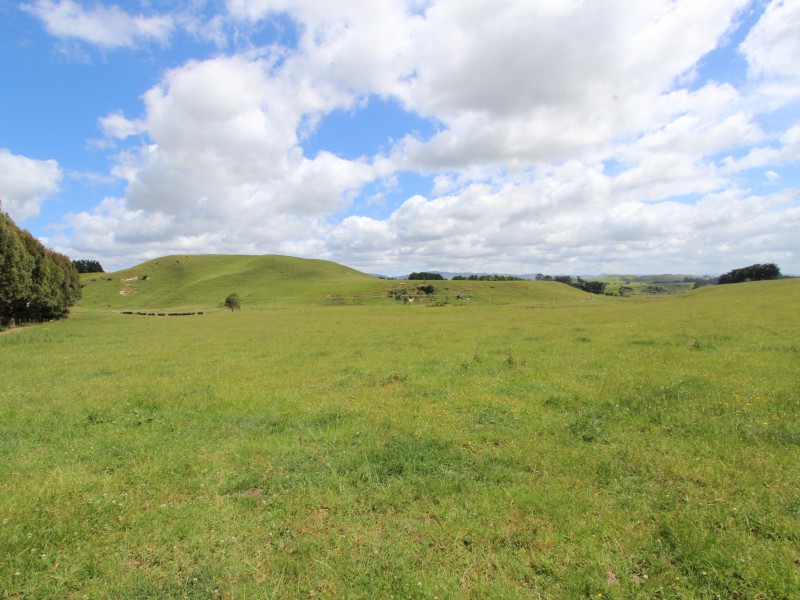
left=1, top=280, right=799, bottom=597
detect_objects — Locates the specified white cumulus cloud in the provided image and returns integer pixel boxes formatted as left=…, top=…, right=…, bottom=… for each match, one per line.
left=0, top=149, right=62, bottom=221
left=42, top=0, right=800, bottom=274
left=741, top=0, right=800, bottom=82
left=22, top=0, right=175, bottom=49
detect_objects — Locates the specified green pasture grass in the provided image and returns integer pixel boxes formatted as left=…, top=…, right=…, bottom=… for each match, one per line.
left=1, top=277, right=799, bottom=597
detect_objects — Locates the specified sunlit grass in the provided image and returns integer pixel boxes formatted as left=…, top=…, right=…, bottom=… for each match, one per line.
left=1, top=279, right=798, bottom=597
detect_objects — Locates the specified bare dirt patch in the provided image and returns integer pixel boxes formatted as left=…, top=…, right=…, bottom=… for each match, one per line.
left=0, top=325, right=33, bottom=336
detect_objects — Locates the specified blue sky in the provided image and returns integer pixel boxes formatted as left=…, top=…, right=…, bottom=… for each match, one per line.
left=1, top=0, right=798, bottom=276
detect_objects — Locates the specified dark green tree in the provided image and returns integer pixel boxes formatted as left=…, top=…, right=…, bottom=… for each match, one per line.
left=0, top=212, right=33, bottom=325
left=224, top=293, right=241, bottom=311
left=408, top=272, right=444, bottom=280
left=573, top=278, right=607, bottom=295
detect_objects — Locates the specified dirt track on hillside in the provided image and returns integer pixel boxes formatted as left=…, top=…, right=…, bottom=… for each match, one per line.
left=0, top=326, right=31, bottom=336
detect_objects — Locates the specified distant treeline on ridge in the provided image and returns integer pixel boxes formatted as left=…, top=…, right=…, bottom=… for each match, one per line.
left=718, top=263, right=781, bottom=284
left=72, top=259, right=104, bottom=273
left=452, top=274, right=525, bottom=281
left=0, top=206, right=81, bottom=326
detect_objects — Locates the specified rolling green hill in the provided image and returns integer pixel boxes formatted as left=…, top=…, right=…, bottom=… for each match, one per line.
left=77, top=254, right=595, bottom=310
left=78, top=254, right=385, bottom=310
left=679, top=276, right=800, bottom=309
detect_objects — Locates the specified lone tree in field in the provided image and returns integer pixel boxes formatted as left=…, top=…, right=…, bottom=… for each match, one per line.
left=224, top=293, right=241, bottom=311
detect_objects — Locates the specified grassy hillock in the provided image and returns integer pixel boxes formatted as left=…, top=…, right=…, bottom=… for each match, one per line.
left=78, top=254, right=593, bottom=310
left=681, top=276, right=797, bottom=301
left=78, top=254, right=385, bottom=310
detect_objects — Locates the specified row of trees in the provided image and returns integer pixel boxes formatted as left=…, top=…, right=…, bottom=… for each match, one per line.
left=0, top=207, right=81, bottom=326
left=452, top=274, right=524, bottom=281
left=408, top=271, right=611, bottom=293
left=72, top=259, right=104, bottom=273
left=718, top=263, right=781, bottom=284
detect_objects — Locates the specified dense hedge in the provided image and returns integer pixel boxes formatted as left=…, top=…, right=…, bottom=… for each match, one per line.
left=0, top=209, right=81, bottom=326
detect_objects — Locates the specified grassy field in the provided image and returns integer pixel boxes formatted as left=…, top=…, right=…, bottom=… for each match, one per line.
left=1, top=261, right=799, bottom=598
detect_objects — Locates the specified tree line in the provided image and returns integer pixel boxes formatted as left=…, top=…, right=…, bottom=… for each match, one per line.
left=451, top=274, right=524, bottom=281
left=0, top=207, right=81, bottom=326
left=72, top=259, right=104, bottom=273
left=718, top=263, right=781, bottom=285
